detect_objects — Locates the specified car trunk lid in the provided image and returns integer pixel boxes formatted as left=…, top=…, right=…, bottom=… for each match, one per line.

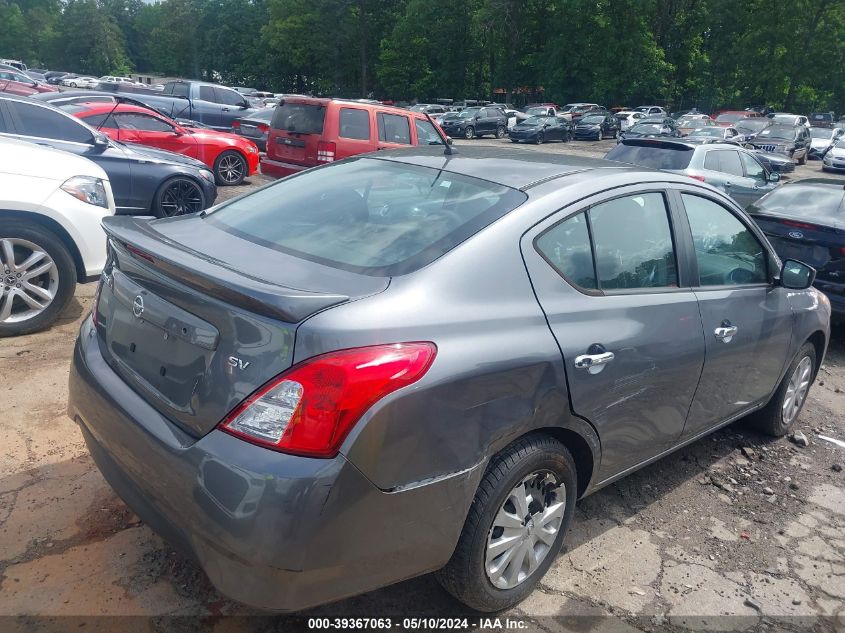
left=95, top=215, right=388, bottom=438
left=751, top=213, right=845, bottom=283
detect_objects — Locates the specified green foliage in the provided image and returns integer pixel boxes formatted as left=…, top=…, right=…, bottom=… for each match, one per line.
left=2, top=0, right=844, bottom=112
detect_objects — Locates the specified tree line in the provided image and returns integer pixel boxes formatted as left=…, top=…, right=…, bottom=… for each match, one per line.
left=2, top=0, right=844, bottom=113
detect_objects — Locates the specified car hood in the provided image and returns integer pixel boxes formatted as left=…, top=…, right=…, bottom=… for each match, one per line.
left=828, top=146, right=845, bottom=158
left=811, top=138, right=833, bottom=149
left=116, top=141, right=208, bottom=170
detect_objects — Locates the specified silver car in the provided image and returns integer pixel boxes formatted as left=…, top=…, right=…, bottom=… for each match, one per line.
left=68, top=147, right=829, bottom=613
left=605, top=138, right=781, bottom=207
left=822, top=137, right=845, bottom=171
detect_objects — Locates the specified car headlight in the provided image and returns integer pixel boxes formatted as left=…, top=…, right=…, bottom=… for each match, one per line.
left=246, top=145, right=257, bottom=154
left=60, top=176, right=108, bottom=208
left=199, top=169, right=215, bottom=183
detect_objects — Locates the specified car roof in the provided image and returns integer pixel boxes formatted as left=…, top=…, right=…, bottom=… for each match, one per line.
left=281, top=95, right=428, bottom=118
left=370, top=145, right=654, bottom=190
left=70, top=102, right=159, bottom=116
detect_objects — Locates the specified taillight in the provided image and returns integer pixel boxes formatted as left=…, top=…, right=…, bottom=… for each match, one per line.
left=316, top=141, right=336, bottom=163
left=91, top=278, right=103, bottom=327
left=839, top=246, right=845, bottom=256
left=687, top=174, right=706, bottom=182
left=781, top=219, right=819, bottom=230
left=219, top=343, right=437, bottom=458
left=257, top=123, right=269, bottom=133
left=232, top=120, right=241, bottom=129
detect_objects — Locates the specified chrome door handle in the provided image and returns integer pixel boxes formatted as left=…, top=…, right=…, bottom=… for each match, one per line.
left=574, top=351, right=615, bottom=371
left=715, top=325, right=738, bottom=342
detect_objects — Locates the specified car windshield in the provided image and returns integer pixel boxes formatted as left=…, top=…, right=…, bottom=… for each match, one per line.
left=525, top=107, right=549, bottom=116
left=716, top=113, right=743, bottom=123
left=689, top=128, right=724, bottom=137
left=677, top=117, right=702, bottom=126
left=270, top=102, right=326, bottom=134
left=735, top=119, right=770, bottom=132
left=523, top=116, right=551, bottom=125
left=634, top=107, right=650, bottom=112
left=836, top=139, right=845, bottom=149
left=205, top=158, right=528, bottom=276
left=810, top=127, right=833, bottom=139
left=748, top=184, right=845, bottom=222
left=442, top=112, right=460, bottom=121
left=629, top=123, right=663, bottom=133
left=757, top=126, right=796, bottom=141
left=605, top=143, right=694, bottom=170
left=459, top=109, right=480, bottom=119
left=409, top=104, right=428, bottom=111
left=772, top=115, right=798, bottom=124
left=581, top=115, right=604, bottom=124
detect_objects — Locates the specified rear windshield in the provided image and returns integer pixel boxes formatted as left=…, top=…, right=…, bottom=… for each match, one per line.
left=716, top=113, right=743, bottom=122
left=205, top=158, right=527, bottom=276
left=605, top=143, right=694, bottom=170
left=270, top=102, right=326, bottom=134
left=748, top=185, right=845, bottom=221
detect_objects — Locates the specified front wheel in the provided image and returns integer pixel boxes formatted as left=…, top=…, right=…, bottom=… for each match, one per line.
left=748, top=342, right=816, bottom=436
left=214, top=150, right=247, bottom=186
left=0, top=222, right=76, bottom=337
left=464, top=126, right=475, bottom=140
left=153, top=177, right=206, bottom=218
left=495, top=125, right=506, bottom=139
left=69, top=82, right=77, bottom=88
left=436, top=434, right=577, bottom=612
left=596, top=131, right=603, bottom=141
left=534, top=133, right=544, bottom=145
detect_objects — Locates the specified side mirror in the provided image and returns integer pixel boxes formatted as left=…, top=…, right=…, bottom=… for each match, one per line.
left=780, top=259, right=815, bottom=290
left=768, top=171, right=781, bottom=182
left=90, top=133, right=109, bottom=152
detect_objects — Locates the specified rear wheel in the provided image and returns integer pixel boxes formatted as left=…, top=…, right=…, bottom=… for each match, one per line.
left=0, top=222, right=76, bottom=337
left=464, top=126, right=475, bottom=140
left=535, top=133, right=544, bottom=145
left=153, top=177, right=206, bottom=218
left=748, top=342, right=816, bottom=436
left=436, top=434, right=577, bottom=612
left=214, top=150, right=247, bottom=186
left=495, top=125, right=506, bottom=139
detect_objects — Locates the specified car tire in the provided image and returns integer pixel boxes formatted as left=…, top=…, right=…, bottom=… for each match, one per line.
left=535, top=133, right=544, bottom=145
left=747, top=342, right=816, bottom=437
left=436, top=434, right=577, bottom=612
left=0, top=221, right=77, bottom=338
left=496, top=125, right=506, bottom=139
left=153, top=177, right=207, bottom=218
left=213, top=150, right=247, bottom=186
left=70, top=82, right=77, bottom=88
left=464, top=127, right=475, bottom=140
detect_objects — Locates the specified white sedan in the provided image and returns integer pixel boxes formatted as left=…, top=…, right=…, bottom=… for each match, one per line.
left=61, top=75, right=99, bottom=89
left=0, top=137, right=115, bottom=336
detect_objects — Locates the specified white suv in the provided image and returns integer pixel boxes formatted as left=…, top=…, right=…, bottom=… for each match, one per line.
left=0, top=137, right=115, bottom=336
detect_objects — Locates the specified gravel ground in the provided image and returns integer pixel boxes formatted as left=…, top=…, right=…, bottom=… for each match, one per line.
left=1, top=140, right=844, bottom=632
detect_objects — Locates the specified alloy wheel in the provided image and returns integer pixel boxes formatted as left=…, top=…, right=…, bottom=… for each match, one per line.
left=217, top=153, right=246, bottom=185
left=782, top=356, right=812, bottom=424
left=485, top=471, right=565, bottom=590
left=0, top=238, right=58, bottom=324
left=160, top=179, right=204, bottom=216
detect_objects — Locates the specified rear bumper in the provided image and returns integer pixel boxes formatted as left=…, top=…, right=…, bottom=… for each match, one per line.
left=68, top=317, right=471, bottom=611
left=815, top=282, right=845, bottom=317
left=259, top=157, right=308, bottom=179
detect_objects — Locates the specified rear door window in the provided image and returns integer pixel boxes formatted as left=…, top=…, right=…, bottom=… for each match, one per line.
left=271, top=102, right=326, bottom=134
left=206, top=157, right=527, bottom=275
left=377, top=112, right=411, bottom=144
left=338, top=107, right=370, bottom=140
left=198, top=86, right=215, bottom=102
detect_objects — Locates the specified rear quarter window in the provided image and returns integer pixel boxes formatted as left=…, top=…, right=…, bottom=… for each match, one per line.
left=205, top=158, right=527, bottom=276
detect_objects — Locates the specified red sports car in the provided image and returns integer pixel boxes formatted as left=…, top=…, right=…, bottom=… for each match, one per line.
left=67, top=102, right=260, bottom=185
left=0, top=70, right=58, bottom=96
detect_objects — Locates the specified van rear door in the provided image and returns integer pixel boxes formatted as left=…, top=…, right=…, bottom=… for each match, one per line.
left=267, top=100, right=327, bottom=168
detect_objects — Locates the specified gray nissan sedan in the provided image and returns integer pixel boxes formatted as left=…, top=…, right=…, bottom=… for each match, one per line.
left=68, top=146, right=830, bottom=613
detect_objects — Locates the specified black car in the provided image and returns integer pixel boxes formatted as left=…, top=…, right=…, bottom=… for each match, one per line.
left=618, top=118, right=680, bottom=141
left=747, top=179, right=845, bottom=319
left=231, top=106, right=274, bottom=152
left=0, top=93, right=216, bottom=217
left=734, top=118, right=772, bottom=142
left=439, top=106, right=508, bottom=139
left=809, top=112, right=836, bottom=129
left=744, top=124, right=811, bottom=165
left=572, top=113, right=620, bottom=140
left=508, top=115, right=571, bottom=144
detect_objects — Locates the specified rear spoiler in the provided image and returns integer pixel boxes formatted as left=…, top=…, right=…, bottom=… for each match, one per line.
left=102, top=216, right=348, bottom=323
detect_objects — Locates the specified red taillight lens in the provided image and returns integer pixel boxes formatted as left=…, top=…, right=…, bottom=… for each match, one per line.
left=781, top=219, right=818, bottom=230
left=232, top=120, right=241, bottom=129
left=91, top=278, right=102, bottom=327
left=257, top=123, right=269, bottom=133
left=316, top=141, right=336, bottom=163
left=219, top=343, right=437, bottom=458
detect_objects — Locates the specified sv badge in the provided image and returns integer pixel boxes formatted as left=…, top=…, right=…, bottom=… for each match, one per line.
left=227, top=356, right=251, bottom=370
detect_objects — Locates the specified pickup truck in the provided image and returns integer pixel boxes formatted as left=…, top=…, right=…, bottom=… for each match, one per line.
left=108, top=80, right=257, bottom=131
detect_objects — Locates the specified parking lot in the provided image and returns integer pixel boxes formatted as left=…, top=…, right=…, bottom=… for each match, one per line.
left=2, top=138, right=845, bottom=632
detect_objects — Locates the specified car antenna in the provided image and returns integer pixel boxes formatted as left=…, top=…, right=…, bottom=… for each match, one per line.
left=424, top=111, right=456, bottom=155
